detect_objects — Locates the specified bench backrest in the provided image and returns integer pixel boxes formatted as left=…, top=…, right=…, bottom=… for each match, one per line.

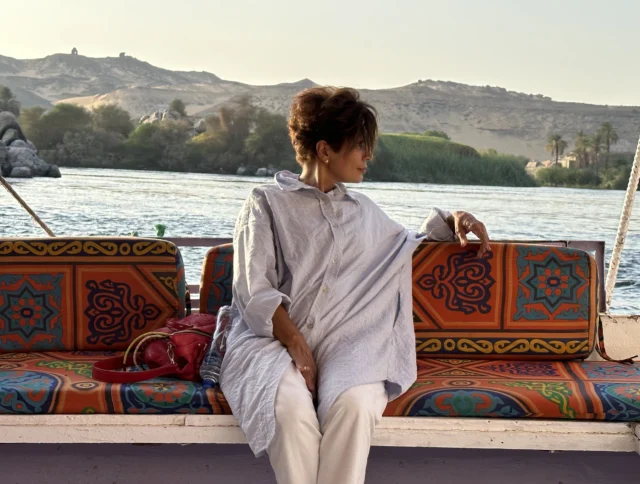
left=412, top=242, right=597, bottom=360
left=200, top=242, right=597, bottom=360
left=0, top=237, right=186, bottom=352
left=200, top=244, right=233, bottom=316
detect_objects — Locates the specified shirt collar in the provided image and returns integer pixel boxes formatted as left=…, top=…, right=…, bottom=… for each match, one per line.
left=274, top=170, right=360, bottom=205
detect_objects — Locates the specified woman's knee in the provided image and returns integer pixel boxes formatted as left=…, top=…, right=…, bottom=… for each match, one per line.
left=275, top=393, right=318, bottom=428
left=332, top=384, right=385, bottom=422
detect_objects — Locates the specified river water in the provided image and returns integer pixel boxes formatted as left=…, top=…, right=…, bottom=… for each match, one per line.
left=1, top=168, right=639, bottom=314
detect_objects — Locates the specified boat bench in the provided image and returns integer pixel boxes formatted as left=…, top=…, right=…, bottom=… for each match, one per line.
left=1, top=237, right=639, bottom=453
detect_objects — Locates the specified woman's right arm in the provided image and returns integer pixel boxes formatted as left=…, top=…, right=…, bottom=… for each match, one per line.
left=233, top=190, right=317, bottom=397
left=272, top=305, right=317, bottom=400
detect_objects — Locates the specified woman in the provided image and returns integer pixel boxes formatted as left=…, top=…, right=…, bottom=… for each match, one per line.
left=220, top=87, right=491, bottom=484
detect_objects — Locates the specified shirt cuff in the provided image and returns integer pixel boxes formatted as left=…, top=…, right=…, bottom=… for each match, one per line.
left=243, top=289, right=292, bottom=338
left=419, top=208, right=457, bottom=241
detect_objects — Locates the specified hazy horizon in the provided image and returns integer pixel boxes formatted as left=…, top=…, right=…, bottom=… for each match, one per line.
left=5, top=0, right=640, bottom=106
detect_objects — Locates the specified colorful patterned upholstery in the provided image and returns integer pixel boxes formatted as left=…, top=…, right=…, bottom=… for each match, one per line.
left=413, top=242, right=597, bottom=359
left=198, top=242, right=599, bottom=360
left=1, top=351, right=637, bottom=420
left=199, top=244, right=233, bottom=315
left=0, top=238, right=186, bottom=352
left=384, top=358, right=640, bottom=421
left=0, top=351, right=230, bottom=414
left=3, top=240, right=632, bottom=421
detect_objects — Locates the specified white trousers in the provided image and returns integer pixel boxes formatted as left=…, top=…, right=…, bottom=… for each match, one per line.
left=267, top=363, right=388, bottom=484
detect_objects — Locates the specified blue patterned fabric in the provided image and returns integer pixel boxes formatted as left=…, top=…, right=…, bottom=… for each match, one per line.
left=385, top=358, right=640, bottom=421
left=0, top=351, right=230, bottom=414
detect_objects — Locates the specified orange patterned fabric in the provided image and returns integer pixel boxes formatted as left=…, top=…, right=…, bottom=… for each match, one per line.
left=0, top=238, right=186, bottom=352
left=412, top=242, right=597, bottom=359
left=2, top=351, right=637, bottom=420
left=384, top=358, right=640, bottom=421
left=0, top=351, right=230, bottom=414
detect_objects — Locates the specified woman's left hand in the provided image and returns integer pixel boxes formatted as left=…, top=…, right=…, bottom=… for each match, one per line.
left=450, top=211, right=491, bottom=258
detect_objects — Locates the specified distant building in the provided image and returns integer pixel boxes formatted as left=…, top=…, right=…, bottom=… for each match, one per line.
left=71, top=47, right=78, bottom=55
left=119, top=52, right=126, bottom=58
left=526, top=160, right=557, bottom=174
left=560, top=153, right=579, bottom=169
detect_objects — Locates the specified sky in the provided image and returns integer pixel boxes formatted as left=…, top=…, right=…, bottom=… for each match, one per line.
left=5, top=0, right=640, bottom=106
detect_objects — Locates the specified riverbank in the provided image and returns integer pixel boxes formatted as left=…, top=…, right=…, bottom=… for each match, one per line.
left=15, top=96, right=539, bottom=187
left=535, top=155, right=636, bottom=190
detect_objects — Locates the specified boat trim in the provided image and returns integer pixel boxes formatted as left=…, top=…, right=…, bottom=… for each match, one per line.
left=0, top=414, right=636, bottom=453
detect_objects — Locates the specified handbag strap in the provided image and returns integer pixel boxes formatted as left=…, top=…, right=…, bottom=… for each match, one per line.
left=596, top=315, right=637, bottom=364
left=92, top=327, right=213, bottom=383
left=92, top=354, right=179, bottom=383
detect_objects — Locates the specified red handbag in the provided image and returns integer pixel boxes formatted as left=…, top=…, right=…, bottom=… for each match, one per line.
left=92, top=313, right=216, bottom=384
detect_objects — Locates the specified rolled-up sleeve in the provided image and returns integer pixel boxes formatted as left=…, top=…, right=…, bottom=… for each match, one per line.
left=232, top=190, right=291, bottom=338
left=419, top=207, right=457, bottom=241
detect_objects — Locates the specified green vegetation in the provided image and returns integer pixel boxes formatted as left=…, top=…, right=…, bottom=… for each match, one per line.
left=369, top=133, right=535, bottom=186
left=422, top=130, right=450, bottom=140
left=537, top=123, right=631, bottom=189
left=27, top=103, right=93, bottom=149
left=188, top=96, right=297, bottom=174
left=545, top=133, right=568, bottom=165
left=7, top=92, right=534, bottom=186
left=9, top=83, right=633, bottom=189
left=16, top=96, right=297, bottom=174
left=155, top=224, right=167, bottom=237
left=169, top=98, right=187, bottom=118
left=536, top=152, right=635, bottom=190
left=0, top=87, right=20, bottom=116
left=598, top=122, right=619, bottom=169
left=92, top=104, right=134, bottom=137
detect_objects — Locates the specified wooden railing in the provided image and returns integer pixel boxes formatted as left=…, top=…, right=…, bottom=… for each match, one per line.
left=164, top=237, right=607, bottom=313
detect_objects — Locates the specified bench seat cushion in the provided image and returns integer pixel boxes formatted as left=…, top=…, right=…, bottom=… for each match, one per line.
left=384, top=358, right=640, bottom=421
left=3, top=353, right=638, bottom=421
left=0, top=351, right=231, bottom=415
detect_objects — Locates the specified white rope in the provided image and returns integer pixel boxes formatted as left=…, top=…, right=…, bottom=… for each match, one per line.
left=605, top=133, right=640, bottom=309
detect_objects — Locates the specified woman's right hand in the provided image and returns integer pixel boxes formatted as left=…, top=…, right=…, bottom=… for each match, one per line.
left=286, top=334, right=318, bottom=401
left=271, top=305, right=317, bottom=400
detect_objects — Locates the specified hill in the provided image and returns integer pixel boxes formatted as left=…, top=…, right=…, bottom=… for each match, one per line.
left=2, top=52, right=639, bottom=159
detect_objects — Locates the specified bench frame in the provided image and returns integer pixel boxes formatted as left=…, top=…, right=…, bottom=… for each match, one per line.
left=2, top=415, right=638, bottom=453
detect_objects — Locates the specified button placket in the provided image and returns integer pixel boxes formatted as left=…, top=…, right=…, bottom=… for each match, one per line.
left=307, top=193, right=341, bottom=335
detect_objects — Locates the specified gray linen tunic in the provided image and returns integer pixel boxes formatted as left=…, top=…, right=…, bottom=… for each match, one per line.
left=219, top=170, right=455, bottom=456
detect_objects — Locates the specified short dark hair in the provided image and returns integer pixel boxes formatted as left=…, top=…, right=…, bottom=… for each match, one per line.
left=288, top=87, right=378, bottom=165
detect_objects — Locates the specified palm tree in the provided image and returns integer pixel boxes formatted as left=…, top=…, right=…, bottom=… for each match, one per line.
left=545, top=134, right=568, bottom=165
left=589, top=133, right=604, bottom=170
left=0, top=86, right=20, bottom=116
left=574, top=131, right=589, bottom=168
left=597, top=122, right=619, bottom=169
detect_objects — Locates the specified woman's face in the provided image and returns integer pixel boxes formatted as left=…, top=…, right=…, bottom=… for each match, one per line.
left=327, top=140, right=372, bottom=184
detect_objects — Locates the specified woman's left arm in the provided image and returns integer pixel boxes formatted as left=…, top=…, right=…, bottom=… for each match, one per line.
left=420, top=208, right=491, bottom=257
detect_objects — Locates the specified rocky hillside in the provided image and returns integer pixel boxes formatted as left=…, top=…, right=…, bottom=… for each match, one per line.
left=2, top=52, right=640, bottom=159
